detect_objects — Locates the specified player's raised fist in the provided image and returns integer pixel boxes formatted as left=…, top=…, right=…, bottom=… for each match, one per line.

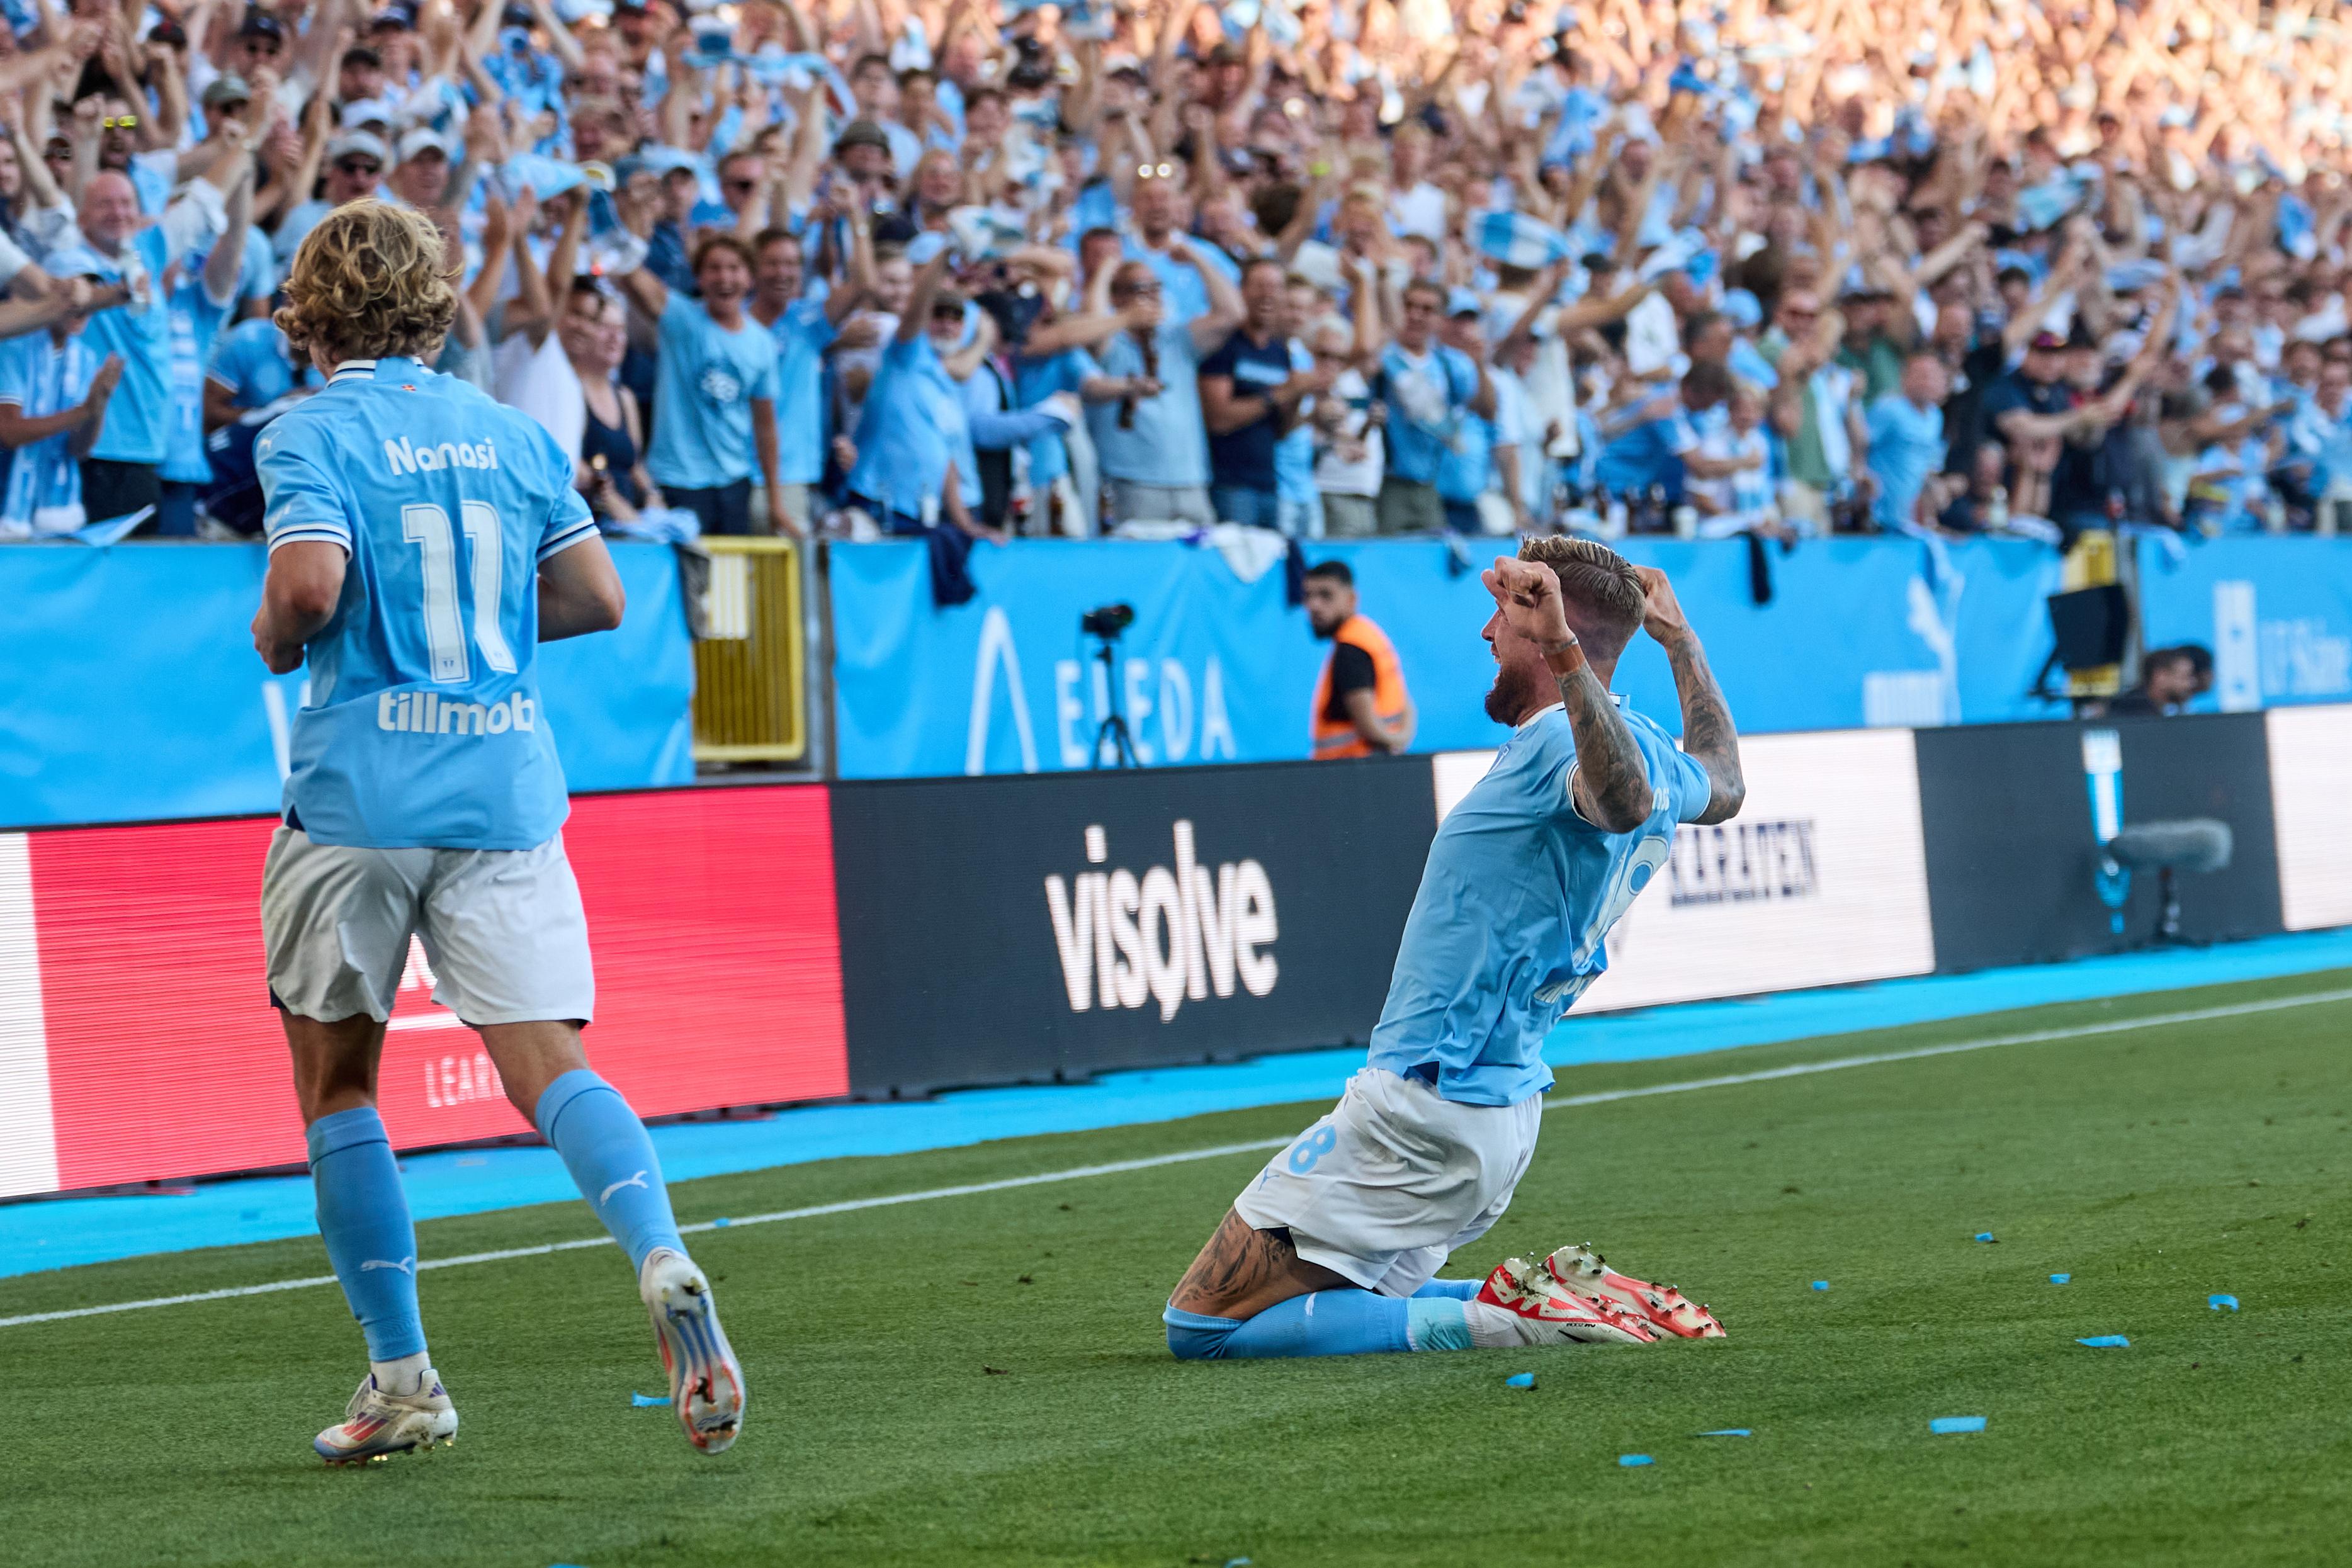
left=1636, top=565, right=1693, bottom=645
left=1483, top=556, right=1572, bottom=646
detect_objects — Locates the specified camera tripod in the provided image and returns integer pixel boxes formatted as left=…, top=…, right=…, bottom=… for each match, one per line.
left=1090, top=628, right=1139, bottom=769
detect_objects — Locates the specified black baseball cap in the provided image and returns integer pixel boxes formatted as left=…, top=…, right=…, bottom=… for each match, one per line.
left=237, top=9, right=285, bottom=41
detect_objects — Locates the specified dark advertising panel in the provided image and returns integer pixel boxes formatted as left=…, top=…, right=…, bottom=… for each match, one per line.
left=830, top=757, right=1438, bottom=1097
left=1916, top=713, right=2283, bottom=972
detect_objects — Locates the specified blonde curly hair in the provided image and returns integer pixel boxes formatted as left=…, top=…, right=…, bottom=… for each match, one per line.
left=275, top=200, right=458, bottom=368
left=1518, top=534, right=1646, bottom=654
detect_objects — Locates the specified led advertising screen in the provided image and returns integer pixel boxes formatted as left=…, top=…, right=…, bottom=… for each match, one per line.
left=0, top=787, right=848, bottom=1199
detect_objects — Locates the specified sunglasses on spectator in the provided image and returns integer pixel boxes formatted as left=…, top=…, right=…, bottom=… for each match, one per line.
left=722, top=176, right=757, bottom=193
left=102, top=114, right=139, bottom=131
left=337, top=157, right=382, bottom=176
left=246, top=38, right=281, bottom=54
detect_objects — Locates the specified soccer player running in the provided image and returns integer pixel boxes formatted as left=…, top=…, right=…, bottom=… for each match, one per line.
left=1165, top=538, right=1744, bottom=1359
left=251, top=203, right=743, bottom=1462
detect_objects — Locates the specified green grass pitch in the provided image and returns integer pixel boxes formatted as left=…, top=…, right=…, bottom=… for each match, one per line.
left=5, top=970, right=2350, bottom=1567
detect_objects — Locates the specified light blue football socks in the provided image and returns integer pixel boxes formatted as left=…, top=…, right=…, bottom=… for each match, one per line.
left=534, top=1068, right=685, bottom=1272
left=307, top=1107, right=428, bottom=1371
left=1164, top=1278, right=1488, bottom=1359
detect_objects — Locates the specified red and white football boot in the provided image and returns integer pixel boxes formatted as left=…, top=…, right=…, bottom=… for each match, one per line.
left=1538, top=1243, right=1726, bottom=1340
left=1473, top=1257, right=1658, bottom=1346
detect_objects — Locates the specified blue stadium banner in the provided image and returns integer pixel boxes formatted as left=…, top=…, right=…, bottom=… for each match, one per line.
left=826, top=536, right=2069, bottom=779
left=2136, top=536, right=2352, bottom=712
left=0, top=541, right=695, bottom=830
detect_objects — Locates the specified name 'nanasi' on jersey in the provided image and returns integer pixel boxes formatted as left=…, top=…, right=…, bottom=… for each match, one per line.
left=259, top=356, right=600, bottom=852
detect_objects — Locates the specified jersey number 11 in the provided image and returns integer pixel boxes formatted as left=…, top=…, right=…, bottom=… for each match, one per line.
left=404, top=501, right=519, bottom=684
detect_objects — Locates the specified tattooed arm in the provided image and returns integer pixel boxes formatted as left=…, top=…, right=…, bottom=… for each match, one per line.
left=1484, top=557, right=1656, bottom=832
left=1636, top=566, right=1745, bottom=826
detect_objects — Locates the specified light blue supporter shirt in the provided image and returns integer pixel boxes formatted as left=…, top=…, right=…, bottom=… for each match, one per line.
left=84, top=198, right=217, bottom=465
left=1086, top=320, right=1209, bottom=486
left=162, top=265, right=240, bottom=484
left=1016, top=345, right=1098, bottom=487
left=0, top=329, right=95, bottom=533
left=259, top=356, right=599, bottom=850
left=2284, top=393, right=2352, bottom=493
left=847, top=334, right=977, bottom=517
left=1595, top=385, right=1701, bottom=495
left=1377, top=341, right=1480, bottom=486
left=645, top=292, right=783, bottom=491
left=1275, top=337, right=1318, bottom=504
left=764, top=295, right=837, bottom=485
left=1367, top=701, right=1713, bottom=1107
left=1865, top=393, right=1945, bottom=531
left=1439, top=373, right=1524, bottom=503
left=1122, top=237, right=1240, bottom=326
left=208, top=317, right=318, bottom=410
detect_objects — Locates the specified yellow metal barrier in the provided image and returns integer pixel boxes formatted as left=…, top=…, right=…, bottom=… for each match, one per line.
left=691, top=537, right=808, bottom=762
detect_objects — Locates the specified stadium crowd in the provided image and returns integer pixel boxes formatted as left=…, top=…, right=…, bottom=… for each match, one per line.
left=3, top=0, right=2352, bottom=558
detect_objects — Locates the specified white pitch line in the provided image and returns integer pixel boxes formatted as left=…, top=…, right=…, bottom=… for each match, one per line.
left=6, top=983, right=2349, bottom=1332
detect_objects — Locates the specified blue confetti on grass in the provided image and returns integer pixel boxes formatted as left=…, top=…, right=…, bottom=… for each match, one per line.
left=1930, top=1416, right=1987, bottom=1434
left=631, top=1392, right=672, bottom=1407
left=1504, top=1372, right=1535, bottom=1389
left=1697, top=1428, right=1752, bottom=1437
left=1811, top=1280, right=1829, bottom=1291
left=713, top=1217, right=732, bottom=1227
left=1974, top=1232, right=1997, bottom=1243
left=2209, top=1293, right=2239, bottom=1311
left=1619, top=1454, right=1654, bottom=1467
left=2077, top=1335, right=2130, bottom=1348
left=2050, top=1273, right=2071, bottom=1284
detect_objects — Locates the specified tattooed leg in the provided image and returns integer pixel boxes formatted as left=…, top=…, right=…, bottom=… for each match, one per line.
left=1168, top=1209, right=1352, bottom=1320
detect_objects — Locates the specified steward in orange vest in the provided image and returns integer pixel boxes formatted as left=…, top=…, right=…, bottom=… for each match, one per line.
left=1304, top=561, right=1415, bottom=758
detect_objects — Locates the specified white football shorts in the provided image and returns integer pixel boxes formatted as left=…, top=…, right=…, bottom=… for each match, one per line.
left=1231, top=1066, right=1542, bottom=1297
left=262, top=826, right=596, bottom=1027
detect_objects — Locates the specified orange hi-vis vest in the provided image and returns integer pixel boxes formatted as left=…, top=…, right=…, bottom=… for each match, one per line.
left=1311, top=614, right=1410, bottom=759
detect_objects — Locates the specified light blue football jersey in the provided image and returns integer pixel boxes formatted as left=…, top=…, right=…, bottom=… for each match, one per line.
left=1367, top=699, right=1714, bottom=1107
left=260, top=355, right=599, bottom=850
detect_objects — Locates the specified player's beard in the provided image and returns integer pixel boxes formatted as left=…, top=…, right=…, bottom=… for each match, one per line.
left=1484, top=657, right=1548, bottom=724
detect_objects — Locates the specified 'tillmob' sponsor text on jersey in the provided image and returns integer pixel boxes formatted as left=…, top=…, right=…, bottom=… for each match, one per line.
left=259, top=356, right=600, bottom=850
left=1367, top=700, right=1714, bottom=1108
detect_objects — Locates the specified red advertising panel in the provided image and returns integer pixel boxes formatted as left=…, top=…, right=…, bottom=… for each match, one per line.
left=28, top=786, right=847, bottom=1192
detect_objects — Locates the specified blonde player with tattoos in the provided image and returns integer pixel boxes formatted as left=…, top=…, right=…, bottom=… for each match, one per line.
left=1164, top=538, right=1744, bottom=1360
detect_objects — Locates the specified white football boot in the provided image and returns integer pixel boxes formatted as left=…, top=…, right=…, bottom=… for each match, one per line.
left=313, top=1370, right=458, bottom=1464
left=641, top=1248, right=747, bottom=1454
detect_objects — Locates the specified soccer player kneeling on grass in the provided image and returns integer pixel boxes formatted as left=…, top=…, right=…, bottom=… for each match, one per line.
left=1165, top=539, right=1744, bottom=1358
left=251, top=201, right=743, bottom=1462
